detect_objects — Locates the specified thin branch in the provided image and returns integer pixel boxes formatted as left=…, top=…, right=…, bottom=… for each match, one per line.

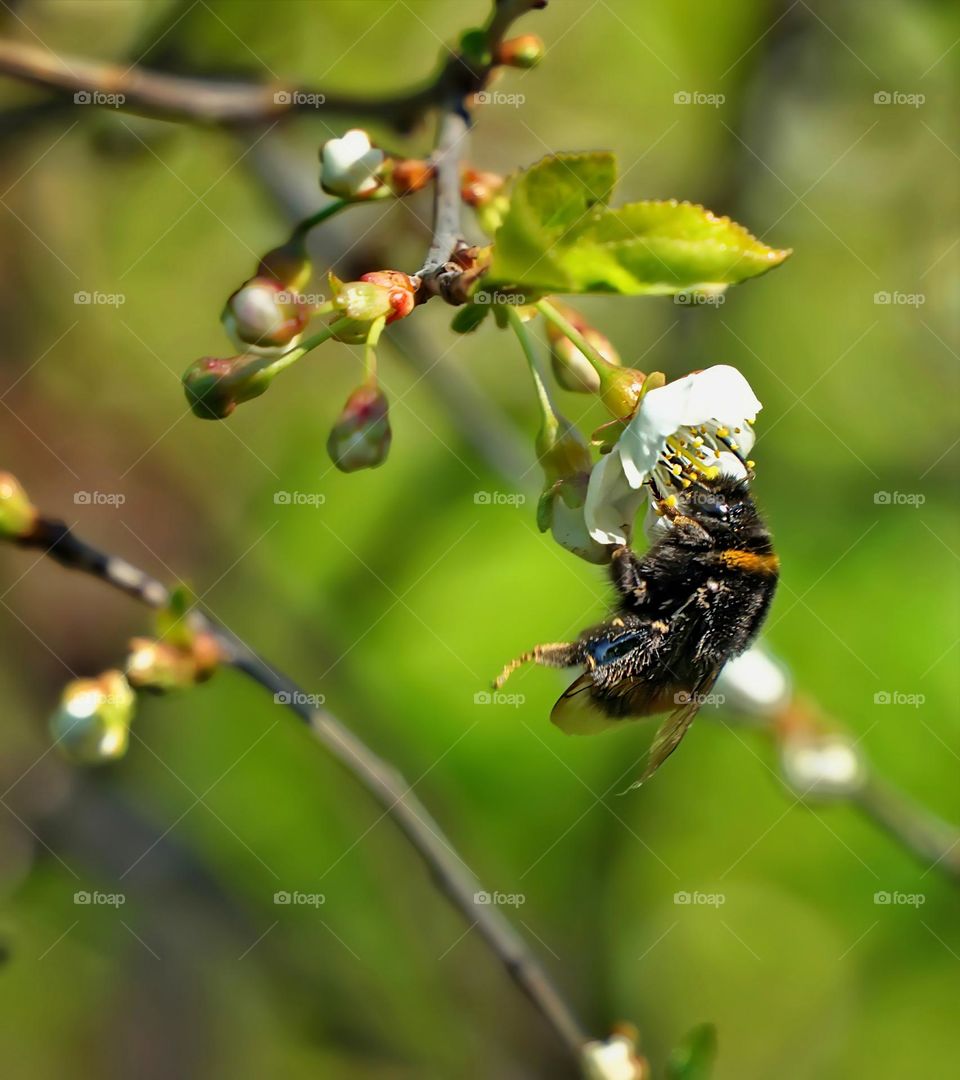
left=12, top=514, right=589, bottom=1060
left=0, top=1, right=546, bottom=131
left=416, top=102, right=470, bottom=280
left=853, top=774, right=960, bottom=880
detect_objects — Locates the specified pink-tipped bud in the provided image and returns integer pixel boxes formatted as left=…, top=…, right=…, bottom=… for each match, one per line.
left=327, top=382, right=392, bottom=472
left=222, top=276, right=310, bottom=351
left=182, top=354, right=273, bottom=420
left=358, top=271, right=417, bottom=323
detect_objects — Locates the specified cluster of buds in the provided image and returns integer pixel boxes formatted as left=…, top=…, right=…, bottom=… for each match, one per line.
left=222, top=240, right=314, bottom=355
left=324, top=271, right=415, bottom=471
left=48, top=586, right=222, bottom=766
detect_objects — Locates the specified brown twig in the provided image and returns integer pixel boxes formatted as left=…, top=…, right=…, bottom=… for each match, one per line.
left=0, top=1, right=546, bottom=131
left=11, top=513, right=589, bottom=1060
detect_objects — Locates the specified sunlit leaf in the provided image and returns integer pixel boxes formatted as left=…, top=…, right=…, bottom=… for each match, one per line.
left=486, top=154, right=790, bottom=295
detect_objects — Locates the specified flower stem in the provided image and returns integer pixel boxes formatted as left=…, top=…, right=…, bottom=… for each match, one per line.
left=506, top=305, right=556, bottom=439
left=290, top=199, right=350, bottom=240
left=364, top=315, right=387, bottom=381
left=262, top=316, right=355, bottom=379
left=535, top=298, right=609, bottom=378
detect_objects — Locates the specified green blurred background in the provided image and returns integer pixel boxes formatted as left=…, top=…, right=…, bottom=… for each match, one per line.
left=0, top=1, right=957, bottom=1077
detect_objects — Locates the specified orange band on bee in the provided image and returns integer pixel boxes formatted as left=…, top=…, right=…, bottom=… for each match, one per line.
left=718, top=549, right=780, bottom=575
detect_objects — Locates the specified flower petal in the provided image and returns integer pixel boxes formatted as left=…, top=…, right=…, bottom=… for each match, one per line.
left=585, top=451, right=644, bottom=546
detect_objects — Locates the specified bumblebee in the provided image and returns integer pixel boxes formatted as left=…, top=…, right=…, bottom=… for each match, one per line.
left=495, top=475, right=778, bottom=783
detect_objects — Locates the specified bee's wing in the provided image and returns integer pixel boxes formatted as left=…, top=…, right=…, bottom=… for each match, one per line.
left=550, top=673, right=621, bottom=735
left=631, top=665, right=723, bottom=787
left=550, top=672, right=678, bottom=736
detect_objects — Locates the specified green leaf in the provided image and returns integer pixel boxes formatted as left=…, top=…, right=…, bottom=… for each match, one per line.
left=450, top=303, right=490, bottom=334
left=666, top=1023, right=718, bottom=1080
left=486, top=152, right=618, bottom=295
left=485, top=154, right=789, bottom=295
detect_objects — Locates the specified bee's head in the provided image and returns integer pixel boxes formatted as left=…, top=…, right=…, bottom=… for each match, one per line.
left=675, top=475, right=769, bottom=546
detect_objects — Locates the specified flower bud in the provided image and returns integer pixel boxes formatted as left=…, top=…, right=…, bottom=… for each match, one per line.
left=598, top=365, right=648, bottom=418
left=461, top=169, right=509, bottom=234
left=320, top=129, right=385, bottom=199
left=126, top=633, right=220, bottom=692
left=546, top=306, right=621, bottom=394
left=460, top=168, right=505, bottom=208
left=50, top=670, right=135, bottom=765
left=388, top=158, right=435, bottom=196
left=780, top=730, right=866, bottom=801
left=716, top=645, right=791, bottom=718
left=0, top=473, right=36, bottom=540
left=222, top=276, right=309, bottom=351
left=496, top=34, right=545, bottom=68
left=327, top=381, right=391, bottom=472
left=332, top=280, right=393, bottom=323
left=581, top=1030, right=647, bottom=1080
left=182, top=355, right=272, bottom=420
left=536, top=415, right=609, bottom=563
left=358, top=271, right=417, bottom=323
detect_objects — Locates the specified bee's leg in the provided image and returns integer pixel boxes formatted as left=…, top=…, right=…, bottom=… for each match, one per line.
left=610, top=545, right=650, bottom=607
left=493, top=641, right=585, bottom=689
